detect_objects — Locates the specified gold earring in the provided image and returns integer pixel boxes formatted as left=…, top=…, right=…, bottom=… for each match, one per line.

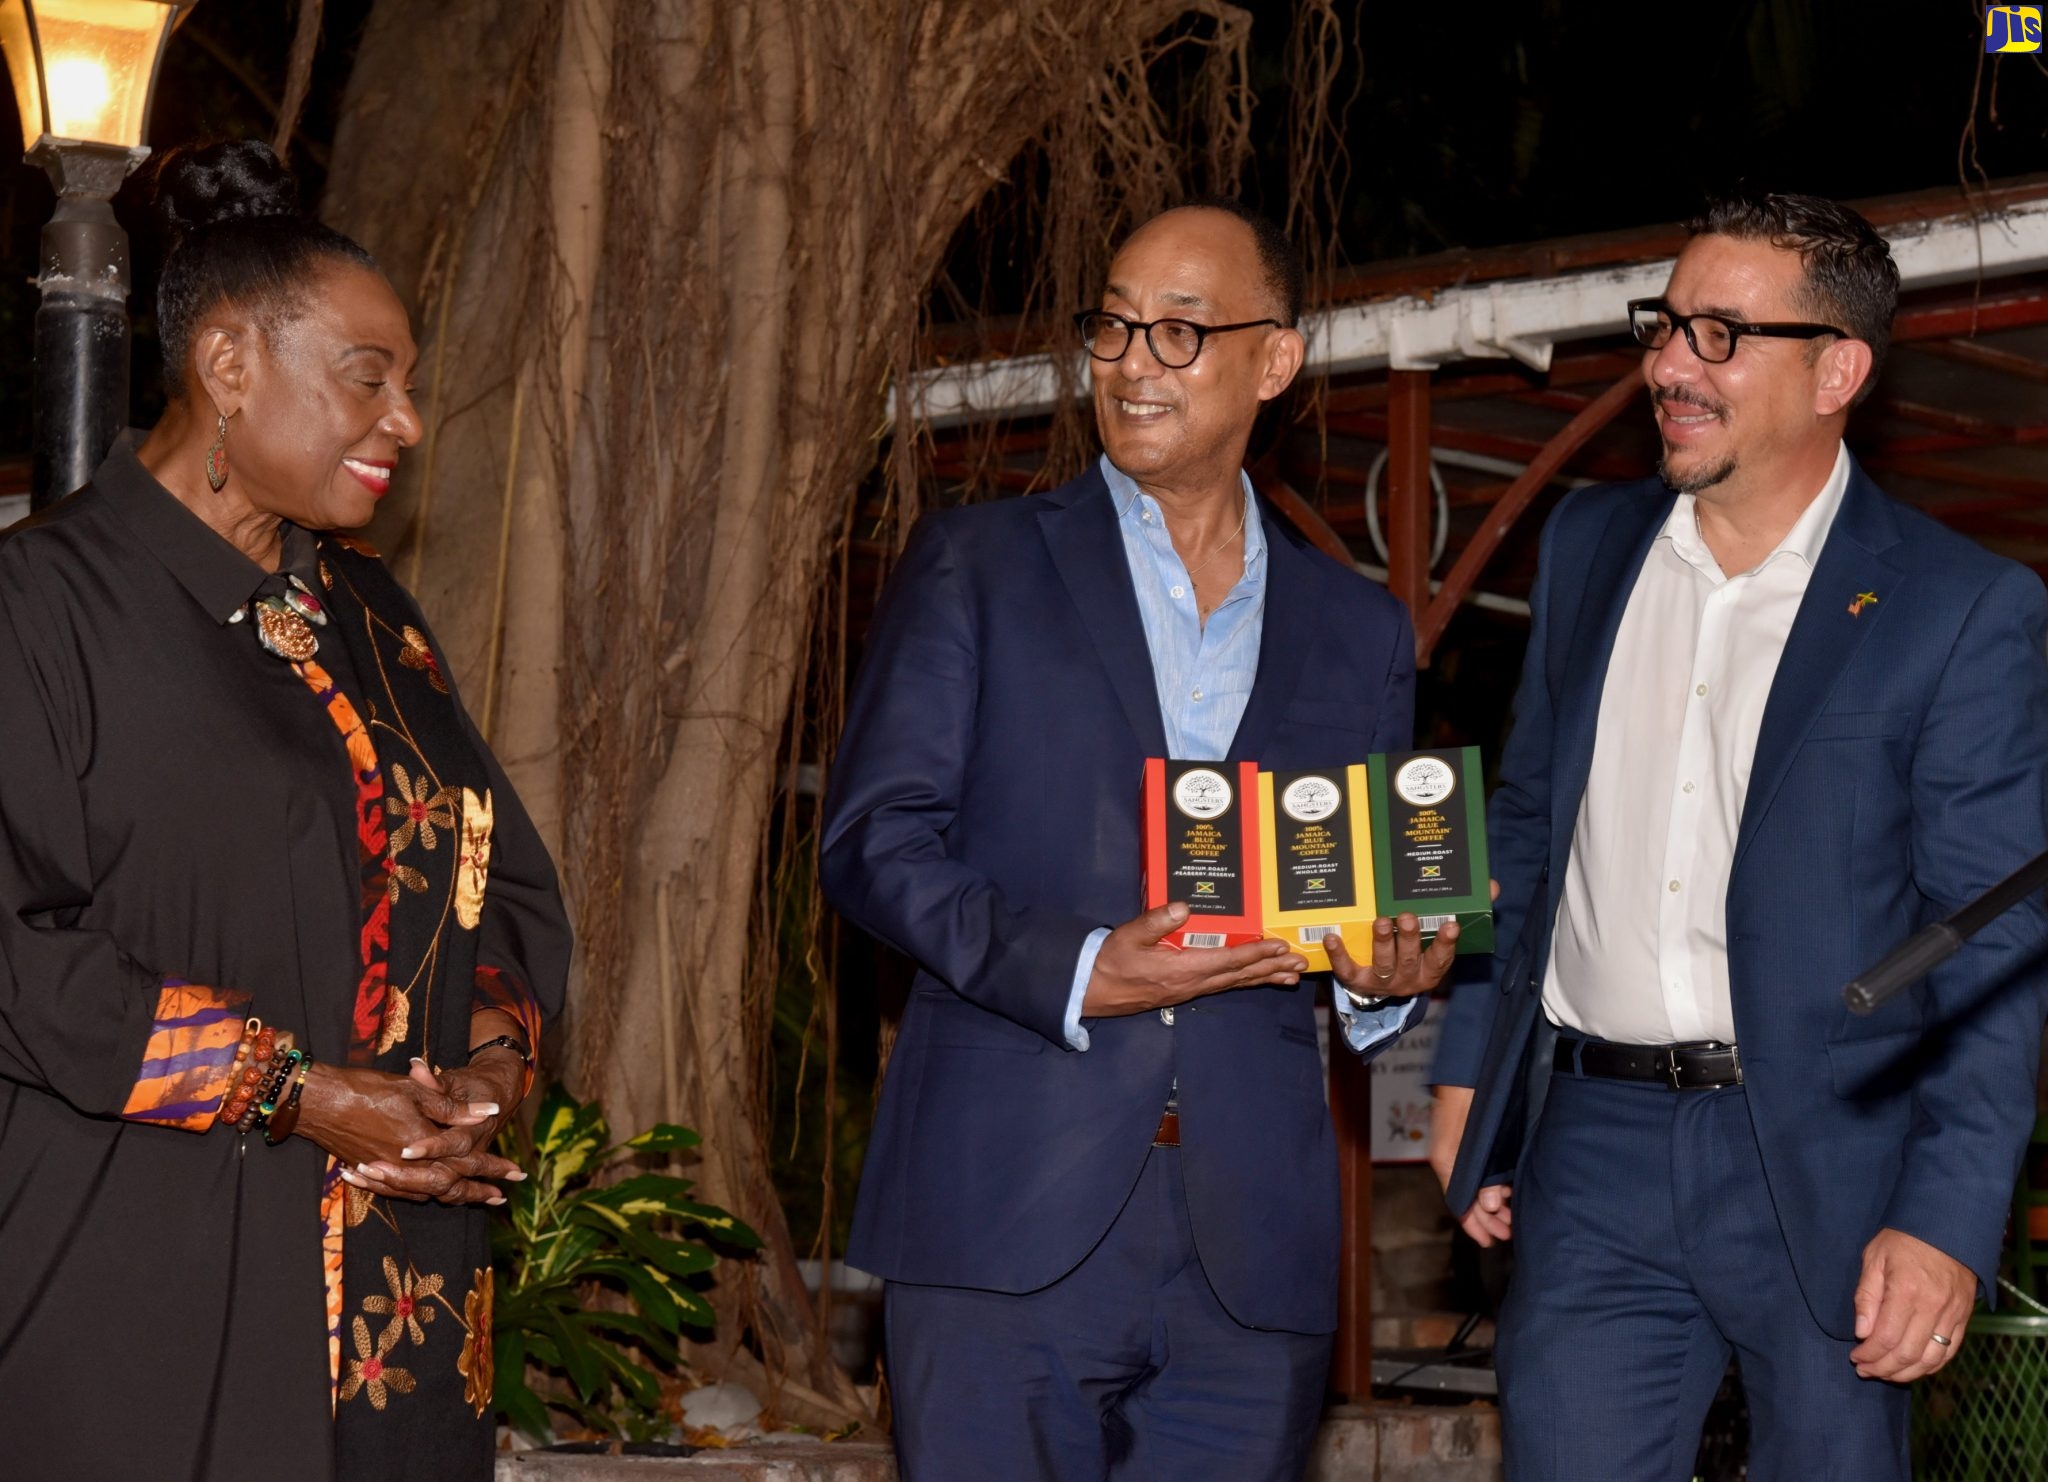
left=205, top=413, right=229, bottom=492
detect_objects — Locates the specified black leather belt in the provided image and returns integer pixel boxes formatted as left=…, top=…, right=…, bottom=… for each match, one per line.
left=1555, top=1037, right=1743, bottom=1090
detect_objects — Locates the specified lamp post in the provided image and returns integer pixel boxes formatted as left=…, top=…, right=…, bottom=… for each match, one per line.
left=0, top=0, right=191, bottom=510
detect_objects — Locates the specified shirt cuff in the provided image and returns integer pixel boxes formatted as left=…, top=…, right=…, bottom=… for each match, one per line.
left=1064, top=928, right=1112, bottom=1052
left=1331, top=986, right=1413, bottom=1056
left=120, top=979, right=254, bottom=1131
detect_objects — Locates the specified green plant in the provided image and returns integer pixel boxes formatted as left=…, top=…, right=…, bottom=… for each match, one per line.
left=491, top=1084, right=762, bottom=1440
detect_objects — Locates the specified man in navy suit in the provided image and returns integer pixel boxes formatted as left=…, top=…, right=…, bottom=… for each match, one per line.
left=1430, top=192, right=2048, bottom=1480
left=821, top=202, right=1458, bottom=1480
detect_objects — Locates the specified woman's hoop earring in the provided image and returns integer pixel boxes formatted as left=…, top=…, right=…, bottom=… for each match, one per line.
left=205, top=413, right=229, bottom=492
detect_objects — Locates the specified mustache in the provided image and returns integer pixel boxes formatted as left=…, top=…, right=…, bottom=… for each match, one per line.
left=1655, top=387, right=1727, bottom=416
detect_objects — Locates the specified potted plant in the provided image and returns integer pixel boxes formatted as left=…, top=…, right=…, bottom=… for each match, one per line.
left=492, top=1084, right=762, bottom=1442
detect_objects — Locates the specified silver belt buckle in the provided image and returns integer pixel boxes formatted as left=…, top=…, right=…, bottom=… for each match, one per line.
left=1668, top=1043, right=1741, bottom=1089
left=1660, top=1048, right=1686, bottom=1090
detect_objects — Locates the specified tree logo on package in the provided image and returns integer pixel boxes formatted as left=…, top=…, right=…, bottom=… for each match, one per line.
left=1281, top=774, right=1341, bottom=823
left=1394, top=756, right=1457, bottom=808
left=1174, top=767, right=1233, bottom=819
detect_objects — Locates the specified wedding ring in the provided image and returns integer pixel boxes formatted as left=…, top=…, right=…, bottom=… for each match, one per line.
left=1931, top=1332, right=1951, bottom=1347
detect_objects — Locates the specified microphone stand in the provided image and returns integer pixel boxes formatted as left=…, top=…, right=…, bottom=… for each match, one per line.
left=1843, top=849, right=2048, bottom=1014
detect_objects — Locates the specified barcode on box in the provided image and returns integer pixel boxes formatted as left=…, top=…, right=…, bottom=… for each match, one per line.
left=1182, top=933, right=1226, bottom=949
left=1296, top=926, right=1340, bottom=944
left=1417, top=914, right=1457, bottom=931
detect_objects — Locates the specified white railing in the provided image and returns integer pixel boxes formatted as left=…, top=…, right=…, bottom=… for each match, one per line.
left=891, top=197, right=2048, bottom=429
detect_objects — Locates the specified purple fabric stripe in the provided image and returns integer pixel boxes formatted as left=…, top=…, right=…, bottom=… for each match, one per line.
left=137, top=1044, right=240, bottom=1081
left=152, top=1004, right=244, bottom=1032
left=130, top=1096, right=221, bottom=1123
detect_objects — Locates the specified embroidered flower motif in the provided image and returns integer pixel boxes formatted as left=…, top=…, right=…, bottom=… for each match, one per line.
left=457, top=1268, right=495, bottom=1417
left=344, top=1179, right=376, bottom=1228
left=385, top=764, right=457, bottom=855
left=400, top=625, right=449, bottom=694
left=375, top=985, right=412, bottom=1057
left=363, top=1255, right=443, bottom=1348
left=386, top=864, right=430, bottom=904
left=340, top=1314, right=417, bottom=1410
left=456, top=788, right=495, bottom=931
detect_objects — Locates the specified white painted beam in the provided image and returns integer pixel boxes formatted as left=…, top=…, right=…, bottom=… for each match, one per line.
left=893, top=198, right=2048, bottom=430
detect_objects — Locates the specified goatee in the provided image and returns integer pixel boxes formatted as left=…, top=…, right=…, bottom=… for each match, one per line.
left=1659, top=451, right=1737, bottom=495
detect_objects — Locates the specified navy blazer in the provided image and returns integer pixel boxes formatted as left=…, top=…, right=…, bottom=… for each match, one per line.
left=820, top=464, right=1422, bottom=1335
left=1435, top=456, right=2048, bottom=1338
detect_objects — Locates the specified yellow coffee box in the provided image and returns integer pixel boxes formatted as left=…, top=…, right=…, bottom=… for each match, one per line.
left=1257, top=764, right=1377, bottom=972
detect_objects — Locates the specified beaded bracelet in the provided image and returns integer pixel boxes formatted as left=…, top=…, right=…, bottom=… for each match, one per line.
left=261, top=1051, right=314, bottom=1145
left=241, top=1047, right=305, bottom=1137
left=263, top=1057, right=313, bottom=1144
left=215, top=1019, right=282, bottom=1130
left=229, top=1038, right=296, bottom=1132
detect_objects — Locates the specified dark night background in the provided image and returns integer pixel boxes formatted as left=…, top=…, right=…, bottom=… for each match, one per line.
left=0, top=1, right=2038, bottom=463
left=1, top=0, right=2038, bottom=1284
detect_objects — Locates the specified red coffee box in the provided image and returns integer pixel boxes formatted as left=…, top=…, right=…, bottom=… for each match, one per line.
left=1142, top=758, right=1265, bottom=948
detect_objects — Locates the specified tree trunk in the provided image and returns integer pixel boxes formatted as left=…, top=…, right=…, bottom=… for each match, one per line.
left=324, top=0, right=1241, bottom=1426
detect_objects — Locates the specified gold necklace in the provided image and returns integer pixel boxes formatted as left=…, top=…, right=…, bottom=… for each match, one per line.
left=1179, top=502, right=1248, bottom=585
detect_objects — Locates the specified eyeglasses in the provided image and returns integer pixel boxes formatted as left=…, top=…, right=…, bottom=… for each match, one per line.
left=1073, top=310, right=1279, bottom=370
left=1627, top=298, right=1848, bottom=365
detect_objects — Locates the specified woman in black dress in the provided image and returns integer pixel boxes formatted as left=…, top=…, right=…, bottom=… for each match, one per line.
left=0, top=140, right=572, bottom=1480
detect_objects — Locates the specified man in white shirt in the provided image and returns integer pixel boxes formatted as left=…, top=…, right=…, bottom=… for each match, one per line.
left=1429, top=193, right=2048, bottom=1480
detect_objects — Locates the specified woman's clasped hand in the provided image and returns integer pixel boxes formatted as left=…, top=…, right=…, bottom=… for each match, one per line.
left=297, top=1056, right=529, bottom=1206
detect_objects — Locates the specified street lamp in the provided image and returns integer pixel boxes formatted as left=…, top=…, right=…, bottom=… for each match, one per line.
left=0, top=0, right=191, bottom=509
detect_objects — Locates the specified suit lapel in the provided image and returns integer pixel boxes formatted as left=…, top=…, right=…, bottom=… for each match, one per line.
left=1227, top=509, right=1317, bottom=762
left=1550, top=486, right=1674, bottom=873
left=1038, top=470, right=1170, bottom=757
left=1733, top=463, right=1904, bottom=870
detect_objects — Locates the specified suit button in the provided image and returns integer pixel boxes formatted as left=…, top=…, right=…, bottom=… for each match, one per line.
left=1159, top=1006, right=1177, bottom=1026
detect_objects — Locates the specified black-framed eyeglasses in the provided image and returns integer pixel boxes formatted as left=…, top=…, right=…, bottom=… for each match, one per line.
left=1627, top=298, right=1848, bottom=365
left=1073, top=310, right=1279, bottom=370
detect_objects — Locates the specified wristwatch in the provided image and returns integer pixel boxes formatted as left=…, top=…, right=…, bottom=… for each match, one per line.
left=467, top=1033, right=533, bottom=1069
left=1343, top=974, right=1400, bottom=1013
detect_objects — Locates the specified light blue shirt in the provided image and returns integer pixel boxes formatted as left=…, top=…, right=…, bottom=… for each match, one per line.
left=1062, top=455, right=1408, bottom=1055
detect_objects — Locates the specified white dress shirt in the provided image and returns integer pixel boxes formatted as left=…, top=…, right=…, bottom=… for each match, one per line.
left=1544, top=443, right=1851, bottom=1046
